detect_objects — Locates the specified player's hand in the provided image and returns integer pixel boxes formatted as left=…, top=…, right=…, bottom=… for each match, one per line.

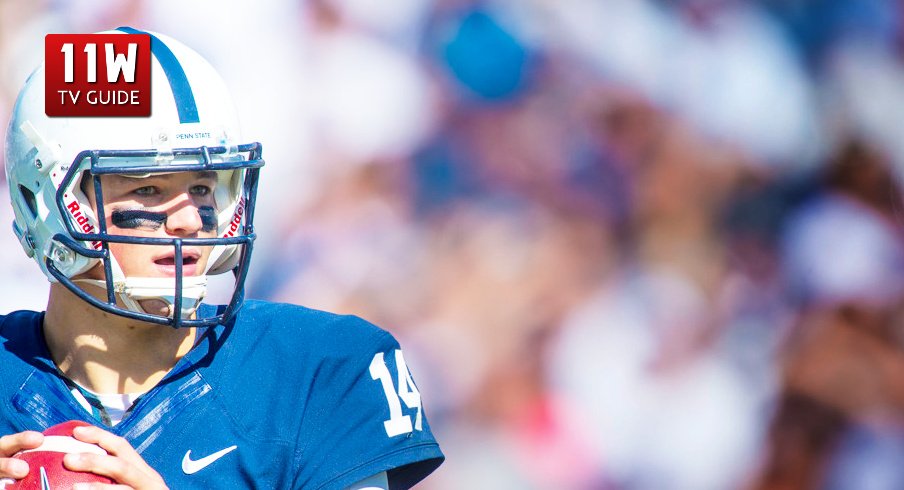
left=0, top=430, right=44, bottom=480
left=64, top=425, right=168, bottom=490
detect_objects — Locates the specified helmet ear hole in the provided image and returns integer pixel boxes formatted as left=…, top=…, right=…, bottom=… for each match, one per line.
left=18, top=185, right=38, bottom=219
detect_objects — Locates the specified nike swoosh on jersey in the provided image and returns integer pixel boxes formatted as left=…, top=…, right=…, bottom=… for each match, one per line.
left=181, top=445, right=238, bottom=475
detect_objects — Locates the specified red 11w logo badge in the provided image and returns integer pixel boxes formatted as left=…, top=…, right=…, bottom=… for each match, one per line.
left=45, top=33, right=151, bottom=117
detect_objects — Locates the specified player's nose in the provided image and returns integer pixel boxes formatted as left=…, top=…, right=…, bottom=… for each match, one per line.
left=164, top=200, right=205, bottom=236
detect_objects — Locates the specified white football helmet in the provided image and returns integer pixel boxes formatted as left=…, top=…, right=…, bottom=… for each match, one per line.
left=4, top=27, right=263, bottom=327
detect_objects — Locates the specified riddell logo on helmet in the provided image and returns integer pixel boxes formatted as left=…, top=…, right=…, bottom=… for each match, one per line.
left=222, top=198, right=246, bottom=238
left=65, top=200, right=102, bottom=250
left=44, top=34, right=151, bottom=117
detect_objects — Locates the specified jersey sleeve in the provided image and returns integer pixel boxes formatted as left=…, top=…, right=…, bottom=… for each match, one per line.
left=292, top=316, right=444, bottom=490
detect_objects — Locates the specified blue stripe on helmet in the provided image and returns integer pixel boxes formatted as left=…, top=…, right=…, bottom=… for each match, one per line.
left=116, top=26, right=200, bottom=124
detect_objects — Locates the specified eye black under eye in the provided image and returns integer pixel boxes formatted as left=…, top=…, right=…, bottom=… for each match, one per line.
left=199, top=206, right=217, bottom=232
left=111, top=209, right=167, bottom=229
left=111, top=207, right=218, bottom=232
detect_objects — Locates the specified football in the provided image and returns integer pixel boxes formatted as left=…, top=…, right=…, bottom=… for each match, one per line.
left=1, top=421, right=114, bottom=489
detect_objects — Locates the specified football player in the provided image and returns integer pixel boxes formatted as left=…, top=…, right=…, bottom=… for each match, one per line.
left=0, top=28, right=443, bottom=489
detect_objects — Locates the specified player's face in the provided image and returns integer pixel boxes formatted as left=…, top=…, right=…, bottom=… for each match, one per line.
left=80, top=171, right=219, bottom=312
left=90, top=170, right=219, bottom=276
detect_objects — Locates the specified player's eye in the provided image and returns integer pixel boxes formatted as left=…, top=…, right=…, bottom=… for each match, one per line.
left=190, top=184, right=212, bottom=196
left=133, top=186, right=158, bottom=196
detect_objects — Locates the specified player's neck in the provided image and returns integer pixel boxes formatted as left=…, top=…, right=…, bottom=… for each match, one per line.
left=44, top=283, right=196, bottom=395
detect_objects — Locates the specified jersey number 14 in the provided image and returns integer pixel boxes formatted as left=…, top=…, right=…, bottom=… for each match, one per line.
left=369, top=350, right=423, bottom=437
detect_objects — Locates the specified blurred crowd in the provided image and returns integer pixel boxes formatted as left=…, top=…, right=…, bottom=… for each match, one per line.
left=4, top=0, right=904, bottom=488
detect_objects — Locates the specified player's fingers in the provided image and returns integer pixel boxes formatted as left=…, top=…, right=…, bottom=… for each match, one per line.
left=0, top=456, right=30, bottom=479
left=0, top=431, right=44, bottom=479
left=64, top=452, right=167, bottom=490
left=70, top=426, right=156, bottom=475
left=0, top=431, right=43, bottom=457
left=68, top=426, right=166, bottom=489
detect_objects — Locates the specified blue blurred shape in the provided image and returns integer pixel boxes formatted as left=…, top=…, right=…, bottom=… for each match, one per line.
left=443, top=9, right=530, bottom=101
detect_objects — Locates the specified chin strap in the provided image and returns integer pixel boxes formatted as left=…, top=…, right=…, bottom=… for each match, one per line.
left=74, top=276, right=208, bottom=319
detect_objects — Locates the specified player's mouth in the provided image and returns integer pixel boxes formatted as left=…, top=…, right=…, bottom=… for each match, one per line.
left=153, top=250, right=202, bottom=276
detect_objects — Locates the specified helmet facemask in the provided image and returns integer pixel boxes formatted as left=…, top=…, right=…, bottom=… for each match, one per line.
left=44, top=144, right=263, bottom=328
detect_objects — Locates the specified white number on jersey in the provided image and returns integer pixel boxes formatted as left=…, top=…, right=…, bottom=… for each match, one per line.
left=369, top=350, right=423, bottom=437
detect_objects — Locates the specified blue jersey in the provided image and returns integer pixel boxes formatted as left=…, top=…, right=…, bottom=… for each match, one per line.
left=0, top=300, right=443, bottom=489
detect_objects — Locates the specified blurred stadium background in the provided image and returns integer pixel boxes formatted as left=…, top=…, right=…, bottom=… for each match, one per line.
left=4, top=0, right=904, bottom=488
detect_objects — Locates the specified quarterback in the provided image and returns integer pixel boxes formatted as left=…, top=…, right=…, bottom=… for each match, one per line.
left=0, top=28, right=443, bottom=489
